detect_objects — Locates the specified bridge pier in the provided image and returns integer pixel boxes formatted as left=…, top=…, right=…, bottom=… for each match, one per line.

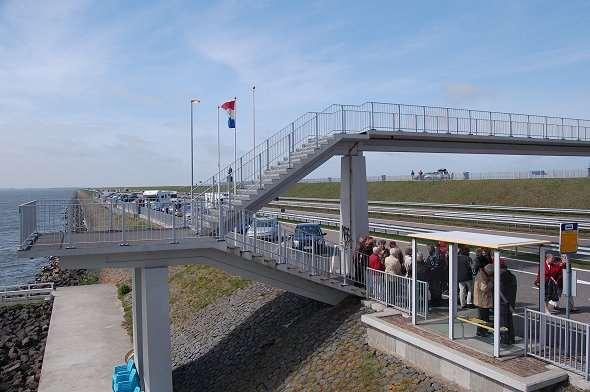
left=131, top=266, right=173, bottom=392
left=339, top=153, right=369, bottom=279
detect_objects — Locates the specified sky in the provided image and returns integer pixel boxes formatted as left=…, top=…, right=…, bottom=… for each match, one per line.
left=1, top=0, right=589, bottom=188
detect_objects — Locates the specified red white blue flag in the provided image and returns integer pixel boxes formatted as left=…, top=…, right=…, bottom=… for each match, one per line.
left=221, top=99, right=236, bottom=129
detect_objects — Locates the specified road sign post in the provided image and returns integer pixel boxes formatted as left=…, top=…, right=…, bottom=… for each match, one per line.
left=560, top=223, right=578, bottom=319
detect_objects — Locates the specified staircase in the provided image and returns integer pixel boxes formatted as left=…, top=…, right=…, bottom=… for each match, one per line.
left=198, top=133, right=342, bottom=233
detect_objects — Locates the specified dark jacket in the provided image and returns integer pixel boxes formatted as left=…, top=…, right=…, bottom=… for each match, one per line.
left=500, top=270, right=517, bottom=307
left=425, top=253, right=443, bottom=279
left=458, top=254, right=473, bottom=282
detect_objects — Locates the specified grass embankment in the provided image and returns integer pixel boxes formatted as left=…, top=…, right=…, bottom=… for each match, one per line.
left=114, top=265, right=250, bottom=337
left=285, top=178, right=590, bottom=209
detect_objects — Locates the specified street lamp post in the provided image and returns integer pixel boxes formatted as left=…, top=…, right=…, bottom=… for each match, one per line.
left=190, top=98, right=200, bottom=231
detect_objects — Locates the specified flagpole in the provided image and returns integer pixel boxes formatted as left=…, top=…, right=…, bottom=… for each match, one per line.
left=217, top=105, right=222, bottom=237
left=217, top=106, right=221, bottom=200
left=233, top=97, right=237, bottom=199
left=252, top=85, right=256, bottom=173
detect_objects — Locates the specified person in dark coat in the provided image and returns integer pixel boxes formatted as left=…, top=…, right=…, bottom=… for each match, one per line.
left=499, top=259, right=517, bottom=345
left=457, top=245, right=474, bottom=309
left=425, top=245, right=444, bottom=306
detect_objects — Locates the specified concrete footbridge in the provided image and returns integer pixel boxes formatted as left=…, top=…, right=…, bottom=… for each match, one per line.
left=17, top=102, right=590, bottom=391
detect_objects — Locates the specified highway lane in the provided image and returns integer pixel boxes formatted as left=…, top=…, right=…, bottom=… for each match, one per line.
left=264, top=206, right=590, bottom=247
left=270, top=200, right=590, bottom=230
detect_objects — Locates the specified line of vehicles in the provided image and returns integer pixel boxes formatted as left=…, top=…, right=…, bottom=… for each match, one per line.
left=97, top=190, right=330, bottom=254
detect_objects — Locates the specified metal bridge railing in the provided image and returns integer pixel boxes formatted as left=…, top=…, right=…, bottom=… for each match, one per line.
left=0, top=282, right=54, bottom=303
left=366, top=268, right=429, bottom=319
left=18, top=201, right=37, bottom=250
left=524, top=308, right=590, bottom=380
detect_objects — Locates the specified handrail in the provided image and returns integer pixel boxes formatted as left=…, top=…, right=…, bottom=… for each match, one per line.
left=194, top=101, right=590, bottom=207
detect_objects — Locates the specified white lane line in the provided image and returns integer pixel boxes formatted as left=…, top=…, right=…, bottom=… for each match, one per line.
left=506, top=269, right=590, bottom=285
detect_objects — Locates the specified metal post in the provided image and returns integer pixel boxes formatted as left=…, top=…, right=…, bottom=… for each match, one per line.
left=341, top=104, right=346, bottom=132
left=566, top=253, right=572, bottom=319
left=266, top=139, right=270, bottom=170
left=578, top=119, right=581, bottom=141
left=239, top=157, right=243, bottom=187
left=411, top=238, right=417, bottom=325
left=171, top=207, right=177, bottom=244
left=259, top=153, right=263, bottom=189
left=121, top=202, right=126, bottom=245
left=397, top=104, right=402, bottom=131
left=493, top=249, right=501, bottom=357
left=561, top=117, right=565, bottom=139
left=524, top=308, right=529, bottom=356
left=539, top=246, right=546, bottom=311
left=490, top=111, right=494, bottom=135
left=109, top=201, right=113, bottom=231
left=311, top=235, right=316, bottom=276
left=147, top=201, right=151, bottom=228
left=509, top=113, right=513, bottom=137
left=370, top=102, right=375, bottom=130
left=253, top=213, right=257, bottom=254
left=544, top=117, right=548, bottom=138
left=468, top=110, right=472, bottom=134
left=527, top=115, right=531, bottom=138
left=288, top=131, right=293, bottom=168
left=422, top=106, right=426, bottom=131
left=340, top=245, right=348, bottom=286
left=586, top=324, right=590, bottom=381
left=449, top=243, right=457, bottom=340
left=315, top=113, right=319, bottom=147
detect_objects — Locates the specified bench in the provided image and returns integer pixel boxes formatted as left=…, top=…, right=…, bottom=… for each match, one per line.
left=457, top=316, right=508, bottom=332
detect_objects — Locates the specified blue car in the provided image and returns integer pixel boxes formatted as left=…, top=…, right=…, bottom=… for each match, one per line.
left=291, top=223, right=327, bottom=253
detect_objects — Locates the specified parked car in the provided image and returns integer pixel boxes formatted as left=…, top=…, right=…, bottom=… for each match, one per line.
left=246, top=217, right=278, bottom=241
left=291, top=223, right=327, bottom=253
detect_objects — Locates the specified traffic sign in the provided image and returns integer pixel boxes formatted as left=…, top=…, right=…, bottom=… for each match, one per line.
left=559, top=222, right=578, bottom=254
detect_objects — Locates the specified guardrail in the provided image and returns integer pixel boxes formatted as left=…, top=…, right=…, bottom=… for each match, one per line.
left=366, top=268, right=428, bottom=319
left=270, top=200, right=590, bottom=232
left=300, top=168, right=590, bottom=183
left=0, top=283, right=54, bottom=303
left=18, top=201, right=37, bottom=250
left=195, top=101, right=590, bottom=220
left=524, top=308, right=589, bottom=379
left=277, top=197, right=590, bottom=217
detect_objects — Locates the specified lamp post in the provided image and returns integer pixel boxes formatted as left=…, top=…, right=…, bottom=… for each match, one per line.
left=190, top=98, right=200, bottom=231
left=190, top=98, right=201, bottom=201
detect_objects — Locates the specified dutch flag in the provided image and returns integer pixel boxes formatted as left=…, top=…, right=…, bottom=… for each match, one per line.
left=221, top=99, right=236, bottom=129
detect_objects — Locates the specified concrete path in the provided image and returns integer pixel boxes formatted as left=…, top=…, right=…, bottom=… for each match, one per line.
left=38, top=284, right=131, bottom=392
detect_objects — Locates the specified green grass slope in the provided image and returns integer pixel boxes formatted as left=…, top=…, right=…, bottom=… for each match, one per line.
left=284, top=178, right=590, bottom=209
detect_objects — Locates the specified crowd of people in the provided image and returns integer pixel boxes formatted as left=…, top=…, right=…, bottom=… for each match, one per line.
left=357, top=236, right=520, bottom=344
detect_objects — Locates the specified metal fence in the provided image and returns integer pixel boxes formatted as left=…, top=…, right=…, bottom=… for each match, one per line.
left=524, top=308, right=590, bottom=379
left=18, top=201, right=37, bottom=250
left=193, top=101, right=590, bottom=210
left=300, top=168, right=590, bottom=183
left=17, top=198, right=196, bottom=250
left=0, top=283, right=54, bottom=303
left=366, top=268, right=429, bottom=319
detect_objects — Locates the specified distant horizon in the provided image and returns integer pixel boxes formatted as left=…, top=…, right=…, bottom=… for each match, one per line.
left=2, top=1, right=590, bottom=187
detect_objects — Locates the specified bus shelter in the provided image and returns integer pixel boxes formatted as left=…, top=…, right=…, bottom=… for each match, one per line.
left=407, top=230, right=550, bottom=357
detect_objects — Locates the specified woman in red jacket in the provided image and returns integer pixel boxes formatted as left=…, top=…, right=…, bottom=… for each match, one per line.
left=535, top=254, right=565, bottom=314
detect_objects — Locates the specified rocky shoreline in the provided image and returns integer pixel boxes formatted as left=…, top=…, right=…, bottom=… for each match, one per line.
left=0, top=301, right=52, bottom=392
left=171, top=282, right=459, bottom=392
left=34, top=257, right=92, bottom=287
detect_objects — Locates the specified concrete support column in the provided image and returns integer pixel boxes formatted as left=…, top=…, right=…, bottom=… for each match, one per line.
left=141, top=267, right=172, bottom=392
left=339, top=153, right=368, bottom=281
left=448, top=243, right=457, bottom=340
left=493, top=250, right=501, bottom=357
left=131, top=268, right=144, bottom=378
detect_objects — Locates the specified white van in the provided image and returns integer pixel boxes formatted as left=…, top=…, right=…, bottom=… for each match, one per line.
left=142, top=190, right=173, bottom=210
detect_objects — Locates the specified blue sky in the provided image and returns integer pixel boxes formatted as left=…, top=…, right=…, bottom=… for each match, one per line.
left=1, top=0, right=589, bottom=187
